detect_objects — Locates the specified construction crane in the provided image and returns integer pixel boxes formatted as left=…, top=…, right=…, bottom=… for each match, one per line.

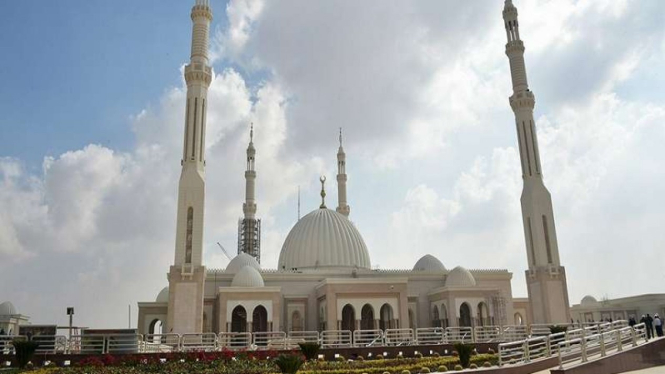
left=216, top=242, right=232, bottom=261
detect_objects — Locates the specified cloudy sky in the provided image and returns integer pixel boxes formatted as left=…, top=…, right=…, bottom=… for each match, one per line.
left=1, top=0, right=664, bottom=329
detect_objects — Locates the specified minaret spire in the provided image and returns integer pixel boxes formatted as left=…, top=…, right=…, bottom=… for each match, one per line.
left=169, top=0, right=213, bottom=334
left=336, top=128, right=350, bottom=217
left=238, top=123, right=261, bottom=262
left=503, top=0, right=570, bottom=324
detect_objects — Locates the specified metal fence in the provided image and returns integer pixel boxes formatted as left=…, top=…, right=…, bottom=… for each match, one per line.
left=2, top=322, right=619, bottom=356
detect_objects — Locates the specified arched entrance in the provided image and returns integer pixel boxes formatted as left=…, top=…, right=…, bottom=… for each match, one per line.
left=252, top=305, right=268, bottom=333
left=459, top=303, right=472, bottom=327
left=514, top=312, right=523, bottom=326
left=341, top=304, right=355, bottom=331
left=379, top=304, right=394, bottom=330
left=148, top=319, right=163, bottom=342
left=291, top=311, right=303, bottom=331
left=477, top=302, right=489, bottom=326
left=361, top=304, right=375, bottom=330
left=432, top=305, right=440, bottom=327
left=231, top=305, right=247, bottom=333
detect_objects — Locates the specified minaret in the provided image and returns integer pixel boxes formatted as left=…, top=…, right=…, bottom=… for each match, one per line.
left=167, top=0, right=212, bottom=334
left=238, top=124, right=261, bottom=262
left=336, top=129, right=350, bottom=217
left=503, top=0, right=570, bottom=324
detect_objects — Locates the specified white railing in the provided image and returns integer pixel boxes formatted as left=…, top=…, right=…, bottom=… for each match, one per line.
left=287, top=330, right=319, bottom=344
left=321, top=330, right=351, bottom=347
left=353, top=329, right=383, bottom=347
left=0, top=336, right=26, bottom=355
left=142, top=333, right=180, bottom=352
left=253, top=331, right=287, bottom=349
left=557, top=323, right=647, bottom=369
left=415, top=327, right=445, bottom=345
left=445, top=327, right=474, bottom=344
left=497, top=320, right=634, bottom=367
left=180, top=333, right=217, bottom=352
left=218, top=332, right=251, bottom=349
left=384, top=328, right=414, bottom=346
left=7, top=323, right=637, bottom=357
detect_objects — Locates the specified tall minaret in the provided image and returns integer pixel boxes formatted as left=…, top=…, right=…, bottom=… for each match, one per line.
left=503, top=0, right=570, bottom=324
left=336, top=128, right=350, bottom=217
left=168, top=0, right=212, bottom=334
left=238, top=124, right=261, bottom=262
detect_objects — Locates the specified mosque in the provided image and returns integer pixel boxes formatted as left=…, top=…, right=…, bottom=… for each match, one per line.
left=137, top=0, right=571, bottom=335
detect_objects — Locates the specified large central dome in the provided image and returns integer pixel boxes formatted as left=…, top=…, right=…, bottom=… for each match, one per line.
left=278, top=208, right=371, bottom=270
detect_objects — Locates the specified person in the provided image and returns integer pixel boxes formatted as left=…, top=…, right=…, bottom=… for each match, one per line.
left=643, top=314, right=654, bottom=339
left=0, top=328, right=5, bottom=335
left=654, top=314, right=663, bottom=337
left=629, top=316, right=636, bottom=327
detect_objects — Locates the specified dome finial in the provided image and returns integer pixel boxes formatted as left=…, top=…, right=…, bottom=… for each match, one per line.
left=339, top=127, right=343, bottom=148
left=319, top=176, right=327, bottom=209
left=250, top=122, right=254, bottom=143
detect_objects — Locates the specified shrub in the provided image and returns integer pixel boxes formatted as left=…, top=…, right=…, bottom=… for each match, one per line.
left=356, top=355, right=364, bottom=361
left=336, top=355, right=346, bottom=362
left=454, top=364, right=464, bottom=370
left=299, top=342, right=321, bottom=361
left=487, top=348, right=495, bottom=354
left=383, top=372, right=391, bottom=374
left=420, top=367, right=430, bottom=373
left=482, top=361, right=492, bottom=367
left=453, top=342, right=474, bottom=368
left=469, top=363, right=478, bottom=369
left=274, top=354, right=304, bottom=374
left=13, top=340, right=39, bottom=369
left=401, top=370, right=411, bottom=374
left=438, top=365, right=448, bottom=372
left=375, top=354, right=384, bottom=360
left=550, top=325, right=568, bottom=335
left=432, top=352, right=440, bottom=357
left=451, top=351, right=459, bottom=357
left=414, top=352, right=423, bottom=359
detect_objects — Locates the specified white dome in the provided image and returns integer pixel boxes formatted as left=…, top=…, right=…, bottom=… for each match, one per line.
left=413, top=254, right=446, bottom=272
left=278, top=208, right=371, bottom=270
left=581, top=295, right=598, bottom=305
left=232, top=266, right=265, bottom=287
left=445, top=266, right=476, bottom=287
left=0, top=301, right=17, bottom=315
left=226, top=252, right=261, bottom=274
left=155, top=287, right=169, bottom=303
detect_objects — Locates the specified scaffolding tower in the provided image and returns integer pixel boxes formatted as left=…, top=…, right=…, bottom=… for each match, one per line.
left=238, top=218, right=261, bottom=263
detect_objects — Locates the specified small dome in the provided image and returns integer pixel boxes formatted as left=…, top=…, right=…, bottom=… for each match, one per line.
left=231, top=266, right=265, bottom=287
left=226, top=252, right=261, bottom=274
left=0, top=301, right=17, bottom=315
left=278, top=209, right=371, bottom=270
left=445, top=266, right=476, bottom=287
left=581, top=295, right=598, bottom=305
left=155, top=287, right=169, bottom=303
left=413, top=254, right=446, bottom=272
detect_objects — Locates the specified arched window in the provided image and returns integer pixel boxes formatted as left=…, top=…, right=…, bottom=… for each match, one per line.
left=361, top=304, right=375, bottom=330
left=459, top=303, right=472, bottom=327
left=291, top=311, right=303, bottom=332
left=432, top=305, right=440, bottom=327
left=252, top=305, right=268, bottom=333
left=477, top=302, right=489, bottom=326
left=148, top=319, right=163, bottom=342
left=341, top=304, right=355, bottom=331
left=379, top=304, right=394, bottom=330
left=231, top=305, right=247, bottom=333
left=514, top=312, right=523, bottom=326
left=185, top=207, right=193, bottom=263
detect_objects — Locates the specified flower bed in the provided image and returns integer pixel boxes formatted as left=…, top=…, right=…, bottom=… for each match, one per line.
left=17, top=352, right=498, bottom=373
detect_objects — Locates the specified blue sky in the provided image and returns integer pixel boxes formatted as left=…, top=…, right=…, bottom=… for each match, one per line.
left=1, top=0, right=664, bottom=328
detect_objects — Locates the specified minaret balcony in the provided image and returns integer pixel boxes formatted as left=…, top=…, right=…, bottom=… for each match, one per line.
left=185, top=64, right=212, bottom=85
